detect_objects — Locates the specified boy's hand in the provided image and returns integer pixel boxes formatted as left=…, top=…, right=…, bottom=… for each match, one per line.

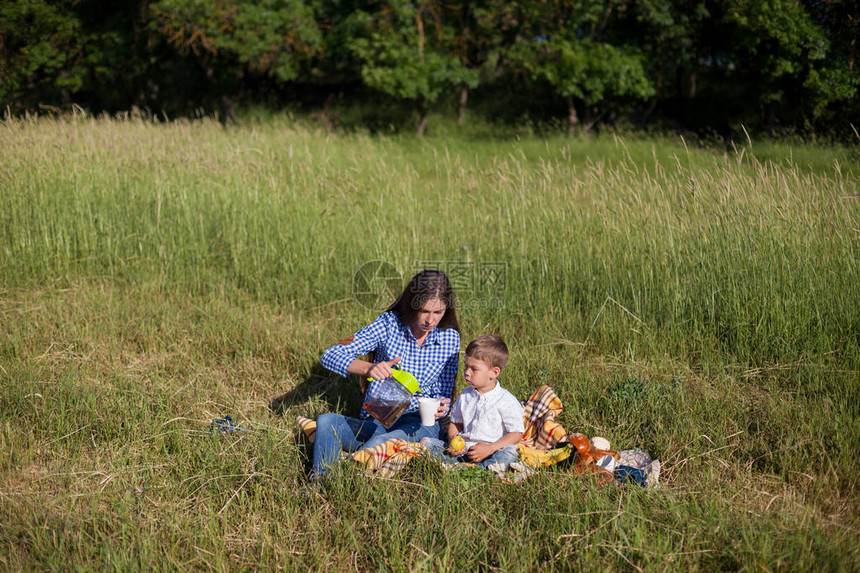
left=465, top=442, right=495, bottom=462
left=435, top=397, right=451, bottom=419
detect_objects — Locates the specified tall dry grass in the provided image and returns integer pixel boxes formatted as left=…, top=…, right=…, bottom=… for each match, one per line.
left=1, top=113, right=857, bottom=570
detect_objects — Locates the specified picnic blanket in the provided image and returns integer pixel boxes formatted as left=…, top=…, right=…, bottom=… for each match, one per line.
left=295, top=385, right=661, bottom=486
left=517, top=385, right=573, bottom=467
left=296, top=416, right=429, bottom=477
left=297, top=416, right=317, bottom=442
left=521, top=385, right=566, bottom=447
left=296, top=385, right=571, bottom=477
left=351, top=438, right=426, bottom=478
left=296, top=384, right=568, bottom=473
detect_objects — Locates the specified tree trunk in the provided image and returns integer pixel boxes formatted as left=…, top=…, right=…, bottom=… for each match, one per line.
left=218, top=95, right=236, bottom=126
left=765, top=103, right=776, bottom=139
left=458, top=85, right=468, bottom=125
left=642, top=98, right=658, bottom=123
left=416, top=9, right=424, bottom=61
left=417, top=98, right=428, bottom=137
left=850, top=1, right=857, bottom=72
left=642, top=64, right=663, bottom=123
left=416, top=5, right=427, bottom=137
left=567, top=97, right=579, bottom=137
left=582, top=106, right=596, bottom=137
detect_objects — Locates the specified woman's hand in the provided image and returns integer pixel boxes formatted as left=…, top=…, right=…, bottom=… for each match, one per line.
left=366, top=356, right=402, bottom=381
left=435, top=397, right=451, bottom=420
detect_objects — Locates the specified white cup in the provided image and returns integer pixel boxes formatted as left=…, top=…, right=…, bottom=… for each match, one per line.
left=417, top=397, right=441, bottom=426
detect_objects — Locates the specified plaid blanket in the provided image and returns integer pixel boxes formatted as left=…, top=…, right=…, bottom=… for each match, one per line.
left=351, top=439, right=427, bottom=478
left=297, top=416, right=317, bottom=442
left=296, top=417, right=428, bottom=477
left=516, top=385, right=572, bottom=468
left=296, top=385, right=573, bottom=478
left=520, top=385, right=567, bottom=448
left=295, top=387, right=663, bottom=487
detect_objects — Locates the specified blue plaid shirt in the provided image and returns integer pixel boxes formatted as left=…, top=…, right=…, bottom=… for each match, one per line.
left=321, top=311, right=460, bottom=419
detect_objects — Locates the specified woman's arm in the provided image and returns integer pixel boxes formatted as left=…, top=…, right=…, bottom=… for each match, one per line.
left=346, top=356, right=402, bottom=380
left=320, top=314, right=390, bottom=378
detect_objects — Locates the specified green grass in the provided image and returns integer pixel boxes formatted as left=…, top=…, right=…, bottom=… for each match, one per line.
left=1, top=112, right=858, bottom=570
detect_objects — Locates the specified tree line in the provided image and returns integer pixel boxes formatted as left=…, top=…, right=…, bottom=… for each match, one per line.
left=1, top=0, right=857, bottom=137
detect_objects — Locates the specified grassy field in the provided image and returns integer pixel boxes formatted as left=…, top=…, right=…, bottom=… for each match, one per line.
left=1, top=113, right=858, bottom=571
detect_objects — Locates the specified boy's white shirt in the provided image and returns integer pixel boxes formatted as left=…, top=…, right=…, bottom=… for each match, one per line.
left=450, top=381, right=525, bottom=449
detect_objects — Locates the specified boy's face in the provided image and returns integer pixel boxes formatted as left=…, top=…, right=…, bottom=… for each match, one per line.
left=463, top=355, right=500, bottom=394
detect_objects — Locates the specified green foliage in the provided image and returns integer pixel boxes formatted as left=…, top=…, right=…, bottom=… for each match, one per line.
left=0, top=0, right=85, bottom=106
left=345, top=0, right=479, bottom=133
left=722, top=0, right=858, bottom=132
left=149, top=0, right=322, bottom=82
left=527, top=39, right=654, bottom=105
left=499, top=0, right=656, bottom=132
left=618, top=0, right=710, bottom=96
left=726, top=0, right=826, bottom=96
left=1, top=0, right=858, bottom=138
left=349, top=26, right=476, bottom=102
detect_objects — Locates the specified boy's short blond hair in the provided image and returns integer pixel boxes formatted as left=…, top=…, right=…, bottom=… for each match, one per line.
left=465, top=335, right=509, bottom=370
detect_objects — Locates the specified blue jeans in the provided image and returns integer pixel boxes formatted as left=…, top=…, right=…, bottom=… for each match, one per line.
left=311, top=412, right=440, bottom=477
left=421, top=438, right=519, bottom=470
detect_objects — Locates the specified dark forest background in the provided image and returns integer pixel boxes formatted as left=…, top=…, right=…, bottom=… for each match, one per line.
left=1, top=0, right=857, bottom=138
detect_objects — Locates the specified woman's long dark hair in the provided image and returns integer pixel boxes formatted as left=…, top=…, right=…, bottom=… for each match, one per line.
left=387, top=270, right=460, bottom=332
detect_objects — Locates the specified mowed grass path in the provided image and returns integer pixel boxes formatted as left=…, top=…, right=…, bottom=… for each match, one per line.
left=1, top=114, right=858, bottom=570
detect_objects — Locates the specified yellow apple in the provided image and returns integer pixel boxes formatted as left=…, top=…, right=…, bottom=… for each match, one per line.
left=450, top=435, right=466, bottom=451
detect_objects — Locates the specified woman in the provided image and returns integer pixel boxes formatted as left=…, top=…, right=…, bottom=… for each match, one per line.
left=311, top=269, right=461, bottom=480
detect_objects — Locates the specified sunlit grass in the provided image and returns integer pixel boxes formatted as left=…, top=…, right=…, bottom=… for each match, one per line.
left=1, top=113, right=857, bottom=570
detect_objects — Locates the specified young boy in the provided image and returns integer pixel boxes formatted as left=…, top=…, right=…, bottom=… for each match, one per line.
left=422, top=335, right=524, bottom=470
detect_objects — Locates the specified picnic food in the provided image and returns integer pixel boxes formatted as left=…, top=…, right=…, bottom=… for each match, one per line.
left=450, top=435, right=466, bottom=451
left=590, top=436, right=611, bottom=450
left=568, top=432, right=619, bottom=470
left=569, top=433, right=590, bottom=454
left=575, top=463, right=614, bottom=485
left=589, top=448, right=618, bottom=459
